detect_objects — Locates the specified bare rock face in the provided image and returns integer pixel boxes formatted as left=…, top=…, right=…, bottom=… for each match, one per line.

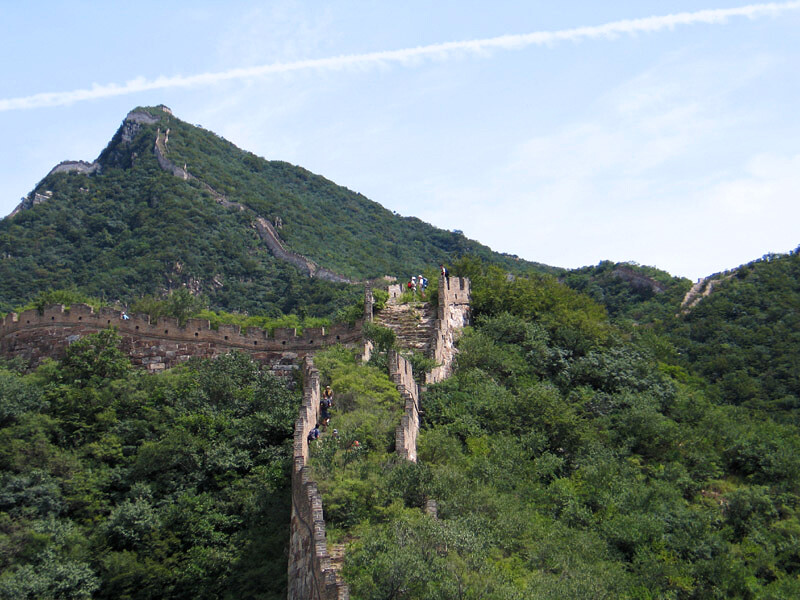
left=612, top=266, right=666, bottom=294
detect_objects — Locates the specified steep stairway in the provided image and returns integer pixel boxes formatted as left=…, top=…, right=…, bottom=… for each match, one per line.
left=374, top=302, right=436, bottom=354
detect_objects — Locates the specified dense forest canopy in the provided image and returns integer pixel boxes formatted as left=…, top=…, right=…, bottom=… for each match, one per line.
left=0, top=334, right=296, bottom=600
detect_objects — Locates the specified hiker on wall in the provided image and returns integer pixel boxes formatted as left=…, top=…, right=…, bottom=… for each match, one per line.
left=320, top=386, right=334, bottom=430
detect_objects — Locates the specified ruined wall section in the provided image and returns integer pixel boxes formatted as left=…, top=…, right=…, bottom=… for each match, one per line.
left=154, top=129, right=193, bottom=181
left=288, top=277, right=470, bottom=594
left=288, top=358, right=349, bottom=600
left=387, top=350, right=421, bottom=463
left=426, top=276, right=471, bottom=384
left=387, top=283, right=403, bottom=303
left=0, top=304, right=363, bottom=373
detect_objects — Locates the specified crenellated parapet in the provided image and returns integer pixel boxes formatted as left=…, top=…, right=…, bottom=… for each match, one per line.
left=0, top=303, right=364, bottom=373
left=387, top=350, right=421, bottom=462
left=427, top=276, right=471, bottom=383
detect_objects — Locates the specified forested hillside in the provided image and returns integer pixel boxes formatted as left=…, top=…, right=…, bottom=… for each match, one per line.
left=666, top=250, right=800, bottom=418
left=562, top=260, right=691, bottom=323
left=0, top=105, right=550, bottom=316
left=2, top=250, right=800, bottom=598
left=317, top=259, right=800, bottom=599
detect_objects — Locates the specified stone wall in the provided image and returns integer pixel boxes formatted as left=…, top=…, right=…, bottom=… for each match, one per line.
left=288, top=358, right=349, bottom=600
left=427, top=275, right=471, bottom=383
left=0, top=303, right=364, bottom=374
left=254, top=217, right=319, bottom=278
left=387, top=283, right=403, bottom=302
left=387, top=350, right=421, bottom=462
left=47, top=160, right=100, bottom=177
left=152, top=125, right=354, bottom=285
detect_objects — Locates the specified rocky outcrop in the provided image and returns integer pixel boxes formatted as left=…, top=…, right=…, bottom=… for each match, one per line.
left=612, top=265, right=666, bottom=294
left=122, top=109, right=160, bottom=142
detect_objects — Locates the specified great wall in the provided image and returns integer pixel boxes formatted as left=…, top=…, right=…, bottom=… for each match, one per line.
left=0, top=276, right=471, bottom=599
left=287, top=276, right=470, bottom=600
left=1, top=104, right=475, bottom=597
left=0, top=302, right=363, bottom=375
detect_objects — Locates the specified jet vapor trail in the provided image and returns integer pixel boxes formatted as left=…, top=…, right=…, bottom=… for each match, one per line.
left=2, top=1, right=798, bottom=112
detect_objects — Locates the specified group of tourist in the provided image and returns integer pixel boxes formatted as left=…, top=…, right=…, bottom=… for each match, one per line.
left=307, top=385, right=360, bottom=450
left=406, top=274, right=428, bottom=296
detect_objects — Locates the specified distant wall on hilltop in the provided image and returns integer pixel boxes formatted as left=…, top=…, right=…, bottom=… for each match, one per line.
left=0, top=303, right=363, bottom=374
left=47, top=160, right=100, bottom=177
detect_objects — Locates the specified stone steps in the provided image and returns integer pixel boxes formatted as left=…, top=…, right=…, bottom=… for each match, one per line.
left=374, top=302, right=436, bottom=354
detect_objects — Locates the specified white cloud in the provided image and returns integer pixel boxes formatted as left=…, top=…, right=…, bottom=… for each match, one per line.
left=413, top=51, right=797, bottom=279
left=2, top=1, right=798, bottom=111
left=706, top=153, right=800, bottom=218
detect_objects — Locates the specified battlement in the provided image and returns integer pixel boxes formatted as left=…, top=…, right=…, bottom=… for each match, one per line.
left=438, top=275, right=470, bottom=306
left=0, top=303, right=364, bottom=372
left=1, top=303, right=361, bottom=349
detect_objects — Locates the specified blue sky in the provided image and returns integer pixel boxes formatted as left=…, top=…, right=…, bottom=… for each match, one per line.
left=1, top=1, right=799, bottom=280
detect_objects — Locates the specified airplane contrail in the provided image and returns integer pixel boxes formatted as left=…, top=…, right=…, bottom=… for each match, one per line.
left=2, top=1, right=798, bottom=112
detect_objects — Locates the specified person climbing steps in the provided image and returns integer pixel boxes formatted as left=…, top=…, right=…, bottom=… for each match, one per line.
left=321, top=385, right=334, bottom=430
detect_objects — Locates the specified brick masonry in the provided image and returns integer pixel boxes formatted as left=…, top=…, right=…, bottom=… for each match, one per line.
left=0, top=303, right=364, bottom=375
